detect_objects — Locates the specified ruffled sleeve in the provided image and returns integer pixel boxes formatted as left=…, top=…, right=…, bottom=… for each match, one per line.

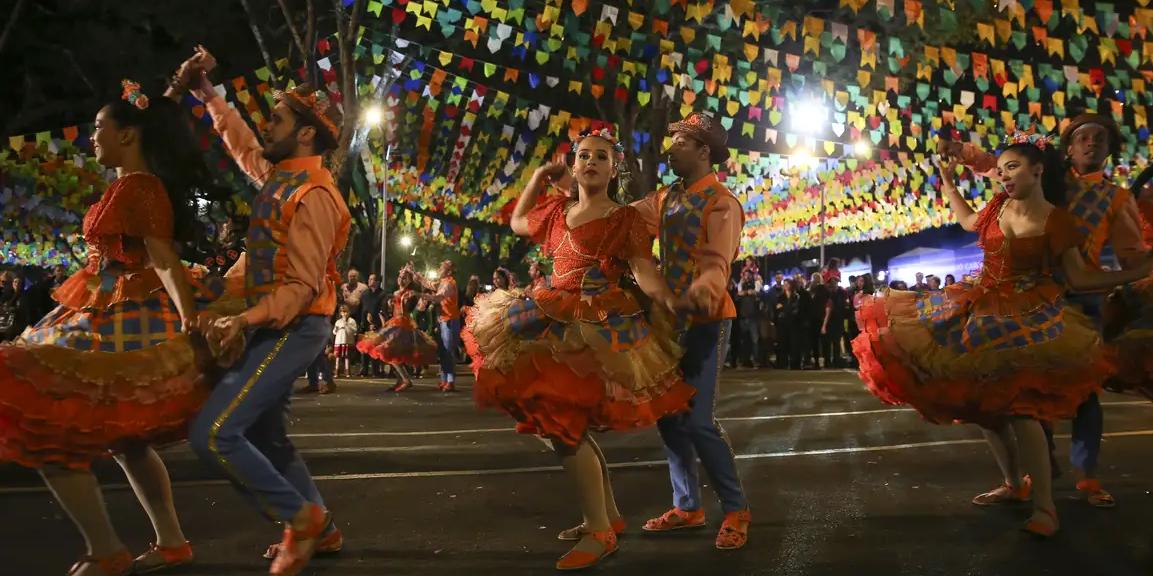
left=525, top=192, right=569, bottom=247
left=1046, top=208, right=1083, bottom=257
left=620, top=206, right=656, bottom=260
left=87, top=174, right=174, bottom=241
left=84, top=174, right=174, bottom=266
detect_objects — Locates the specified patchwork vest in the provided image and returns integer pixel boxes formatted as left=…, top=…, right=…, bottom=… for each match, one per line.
left=245, top=157, right=351, bottom=317
left=658, top=174, right=741, bottom=323
left=1065, top=173, right=1130, bottom=268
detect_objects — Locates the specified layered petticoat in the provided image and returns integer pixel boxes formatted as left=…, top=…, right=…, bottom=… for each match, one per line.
left=852, top=277, right=1110, bottom=427
left=356, top=315, right=438, bottom=366
left=463, top=275, right=694, bottom=446
left=0, top=265, right=229, bottom=469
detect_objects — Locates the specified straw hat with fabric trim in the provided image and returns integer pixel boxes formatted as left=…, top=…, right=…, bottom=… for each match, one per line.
left=667, top=112, right=730, bottom=164
left=1060, top=113, right=1121, bottom=159
left=273, top=83, right=343, bottom=144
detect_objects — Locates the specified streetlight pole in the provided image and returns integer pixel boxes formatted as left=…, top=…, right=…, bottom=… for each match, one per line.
left=819, top=184, right=826, bottom=266
left=379, top=144, right=391, bottom=280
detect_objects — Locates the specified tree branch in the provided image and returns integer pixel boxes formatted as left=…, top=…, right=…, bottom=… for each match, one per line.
left=274, top=0, right=309, bottom=60
left=0, top=0, right=28, bottom=57
left=238, top=0, right=281, bottom=86
left=306, top=0, right=317, bottom=86
left=330, top=0, right=367, bottom=177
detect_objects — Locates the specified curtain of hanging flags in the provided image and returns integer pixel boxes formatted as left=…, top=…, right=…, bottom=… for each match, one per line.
left=6, top=0, right=1153, bottom=262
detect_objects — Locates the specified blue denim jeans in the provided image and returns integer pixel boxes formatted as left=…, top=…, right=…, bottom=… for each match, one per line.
left=438, top=318, right=460, bottom=384
left=190, top=315, right=329, bottom=522
left=656, top=319, right=748, bottom=513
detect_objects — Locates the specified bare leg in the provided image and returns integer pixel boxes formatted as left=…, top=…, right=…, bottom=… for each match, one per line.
left=39, top=466, right=125, bottom=558
left=114, top=445, right=187, bottom=547
left=554, top=439, right=611, bottom=554
left=1012, top=417, right=1058, bottom=528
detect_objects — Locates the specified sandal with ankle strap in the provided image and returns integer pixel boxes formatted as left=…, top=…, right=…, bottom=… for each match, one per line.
left=269, top=503, right=330, bottom=576
left=1022, top=507, right=1059, bottom=538
left=715, top=510, right=751, bottom=550
left=557, top=517, right=625, bottom=541
left=642, top=507, right=706, bottom=532
left=555, top=529, right=618, bottom=571
left=264, top=526, right=343, bottom=559
left=972, top=477, right=1031, bottom=506
left=67, top=550, right=133, bottom=576
left=132, top=542, right=193, bottom=574
left=1075, top=479, right=1116, bottom=508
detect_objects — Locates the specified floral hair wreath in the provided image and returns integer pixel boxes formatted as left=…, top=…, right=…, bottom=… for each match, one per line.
left=572, top=127, right=626, bottom=163
left=1006, top=128, right=1053, bottom=151
left=121, top=79, right=150, bottom=110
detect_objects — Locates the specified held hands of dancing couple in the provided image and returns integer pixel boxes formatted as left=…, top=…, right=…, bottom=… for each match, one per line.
left=166, top=45, right=217, bottom=98
left=190, top=311, right=248, bottom=369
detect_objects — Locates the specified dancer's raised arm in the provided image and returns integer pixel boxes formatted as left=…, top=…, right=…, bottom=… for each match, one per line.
left=939, top=156, right=979, bottom=232
left=510, top=161, right=567, bottom=236
left=167, top=45, right=274, bottom=185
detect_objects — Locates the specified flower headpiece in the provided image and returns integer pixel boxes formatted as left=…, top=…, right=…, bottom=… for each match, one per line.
left=572, top=127, right=626, bottom=162
left=1006, top=128, right=1053, bottom=151
left=121, top=79, right=150, bottom=110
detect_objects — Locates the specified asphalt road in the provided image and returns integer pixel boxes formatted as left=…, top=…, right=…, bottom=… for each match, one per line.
left=2, top=369, right=1152, bottom=576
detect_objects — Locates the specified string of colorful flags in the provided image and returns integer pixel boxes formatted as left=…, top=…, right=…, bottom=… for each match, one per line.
left=6, top=0, right=1153, bottom=267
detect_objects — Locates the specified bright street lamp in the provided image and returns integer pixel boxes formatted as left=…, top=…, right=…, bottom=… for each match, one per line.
left=853, top=141, right=872, bottom=157
left=399, top=235, right=413, bottom=248
left=364, top=105, right=384, bottom=126
left=791, top=148, right=817, bottom=168
left=791, top=99, right=829, bottom=134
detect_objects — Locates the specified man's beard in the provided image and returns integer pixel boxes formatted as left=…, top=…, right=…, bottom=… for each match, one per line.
left=262, top=136, right=297, bottom=164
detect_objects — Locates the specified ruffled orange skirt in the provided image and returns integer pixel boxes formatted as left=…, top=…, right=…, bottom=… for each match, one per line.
left=853, top=284, right=1110, bottom=427
left=463, top=288, right=692, bottom=446
left=356, top=316, right=438, bottom=366
left=0, top=294, right=221, bottom=469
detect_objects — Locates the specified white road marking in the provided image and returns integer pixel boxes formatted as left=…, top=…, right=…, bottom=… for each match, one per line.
left=287, top=401, right=1152, bottom=438
left=1, top=429, right=1150, bottom=495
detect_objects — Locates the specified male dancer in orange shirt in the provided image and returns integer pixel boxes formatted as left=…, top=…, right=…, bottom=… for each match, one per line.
left=633, top=113, right=752, bottom=550
left=170, top=46, right=350, bottom=575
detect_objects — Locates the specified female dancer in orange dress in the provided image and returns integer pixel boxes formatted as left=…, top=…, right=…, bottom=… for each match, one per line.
left=0, top=82, right=230, bottom=575
left=853, top=133, right=1151, bottom=537
left=464, top=129, right=693, bottom=570
left=357, top=266, right=438, bottom=392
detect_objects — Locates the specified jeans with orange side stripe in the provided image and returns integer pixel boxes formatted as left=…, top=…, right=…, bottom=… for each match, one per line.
left=190, top=315, right=330, bottom=522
